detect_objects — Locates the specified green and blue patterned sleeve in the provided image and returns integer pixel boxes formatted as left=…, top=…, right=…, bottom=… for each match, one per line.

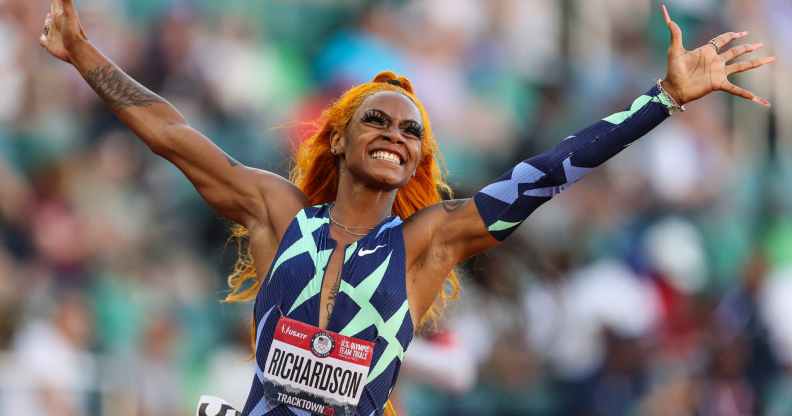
left=474, top=84, right=676, bottom=241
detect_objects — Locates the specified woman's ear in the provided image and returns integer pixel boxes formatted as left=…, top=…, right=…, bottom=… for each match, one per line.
left=330, top=131, right=345, bottom=156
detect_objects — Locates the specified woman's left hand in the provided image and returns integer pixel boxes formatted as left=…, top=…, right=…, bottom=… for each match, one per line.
left=660, top=4, right=775, bottom=107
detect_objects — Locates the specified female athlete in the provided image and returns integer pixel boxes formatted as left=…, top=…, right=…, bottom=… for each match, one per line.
left=40, top=1, right=774, bottom=415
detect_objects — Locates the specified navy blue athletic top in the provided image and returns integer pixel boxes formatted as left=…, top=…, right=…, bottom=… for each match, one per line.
left=241, top=204, right=413, bottom=416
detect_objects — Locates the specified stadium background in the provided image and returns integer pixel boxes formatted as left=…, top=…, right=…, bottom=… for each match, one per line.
left=1, top=0, right=792, bottom=414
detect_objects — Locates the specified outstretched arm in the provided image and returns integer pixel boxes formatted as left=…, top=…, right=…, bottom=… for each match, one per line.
left=406, top=84, right=674, bottom=299
left=38, top=0, right=306, bottom=233
left=405, top=4, right=774, bottom=319
left=473, top=83, right=673, bottom=241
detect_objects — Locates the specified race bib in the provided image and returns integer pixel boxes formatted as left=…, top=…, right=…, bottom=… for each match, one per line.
left=262, top=316, right=375, bottom=416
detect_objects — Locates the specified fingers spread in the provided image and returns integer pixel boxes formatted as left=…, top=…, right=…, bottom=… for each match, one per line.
left=710, top=31, right=749, bottom=51
left=727, top=56, right=776, bottom=75
left=662, top=4, right=672, bottom=23
left=721, top=43, right=763, bottom=62
left=722, top=82, right=770, bottom=107
left=668, top=21, right=684, bottom=52
left=662, top=4, right=684, bottom=52
left=722, top=82, right=753, bottom=100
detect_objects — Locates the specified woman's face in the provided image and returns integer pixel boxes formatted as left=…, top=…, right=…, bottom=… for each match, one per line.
left=335, top=91, right=424, bottom=190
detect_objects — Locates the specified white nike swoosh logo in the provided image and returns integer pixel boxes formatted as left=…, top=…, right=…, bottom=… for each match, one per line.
left=358, top=245, right=386, bottom=256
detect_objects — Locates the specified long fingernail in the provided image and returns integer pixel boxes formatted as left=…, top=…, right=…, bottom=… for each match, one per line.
left=741, top=31, right=749, bottom=36
left=753, top=97, right=770, bottom=107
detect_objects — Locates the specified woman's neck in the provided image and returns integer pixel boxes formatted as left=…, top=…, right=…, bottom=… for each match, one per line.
left=332, top=170, right=396, bottom=230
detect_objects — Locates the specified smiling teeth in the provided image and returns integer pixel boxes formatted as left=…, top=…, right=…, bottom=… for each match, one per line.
left=371, top=151, right=401, bottom=165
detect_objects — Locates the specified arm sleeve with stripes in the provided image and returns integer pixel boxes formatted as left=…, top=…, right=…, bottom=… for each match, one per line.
left=474, top=84, right=676, bottom=241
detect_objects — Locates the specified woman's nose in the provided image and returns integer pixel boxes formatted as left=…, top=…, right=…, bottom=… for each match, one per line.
left=381, top=125, right=405, bottom=143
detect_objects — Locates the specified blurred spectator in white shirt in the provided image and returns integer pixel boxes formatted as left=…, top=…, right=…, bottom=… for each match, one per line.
left=2, top=290, right=95, bottom=416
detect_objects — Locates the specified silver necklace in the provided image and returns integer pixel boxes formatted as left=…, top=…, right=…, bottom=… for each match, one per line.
left=329, top=205, right=377, bottom=237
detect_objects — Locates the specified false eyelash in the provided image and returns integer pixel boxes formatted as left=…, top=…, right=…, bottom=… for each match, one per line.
left=403, top=122, right=424, bottom=138
left=362, top=110, right=389, bottom=125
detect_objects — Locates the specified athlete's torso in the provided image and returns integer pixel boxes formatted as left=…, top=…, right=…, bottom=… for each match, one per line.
left=241, top=204, right=414, bottom=416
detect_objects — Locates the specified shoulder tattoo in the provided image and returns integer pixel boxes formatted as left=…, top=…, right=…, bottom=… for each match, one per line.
left=441, top=199, right=467, bottom=213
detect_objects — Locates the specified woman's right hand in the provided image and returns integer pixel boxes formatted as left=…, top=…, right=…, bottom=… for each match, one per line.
left=39, top=0, right=88, bottom=64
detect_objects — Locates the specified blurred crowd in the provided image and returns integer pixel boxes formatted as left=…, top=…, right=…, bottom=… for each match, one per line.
left=1, top=0, right=792, bottom=415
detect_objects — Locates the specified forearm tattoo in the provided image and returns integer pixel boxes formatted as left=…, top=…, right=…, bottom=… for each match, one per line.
left=84, top=64, right=163, bottom=110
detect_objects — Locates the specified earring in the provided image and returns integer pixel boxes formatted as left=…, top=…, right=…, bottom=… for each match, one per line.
left=412, top=170, right=416, bottom=177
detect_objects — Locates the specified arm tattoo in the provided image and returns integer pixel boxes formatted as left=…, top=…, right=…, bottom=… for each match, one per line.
left=441, top=199, right=467, bottom=213
left=84, top=64, right=163, bottom=110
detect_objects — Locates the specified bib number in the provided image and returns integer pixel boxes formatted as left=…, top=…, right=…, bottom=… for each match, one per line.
left=262, top=317, right=375, bottom=416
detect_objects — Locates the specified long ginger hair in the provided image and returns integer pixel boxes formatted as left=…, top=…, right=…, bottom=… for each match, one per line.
left=224, top=71, right=459, bottom=329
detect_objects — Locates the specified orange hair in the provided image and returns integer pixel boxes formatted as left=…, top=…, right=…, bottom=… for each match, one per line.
left=225, top=70, right=459, bottom=334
